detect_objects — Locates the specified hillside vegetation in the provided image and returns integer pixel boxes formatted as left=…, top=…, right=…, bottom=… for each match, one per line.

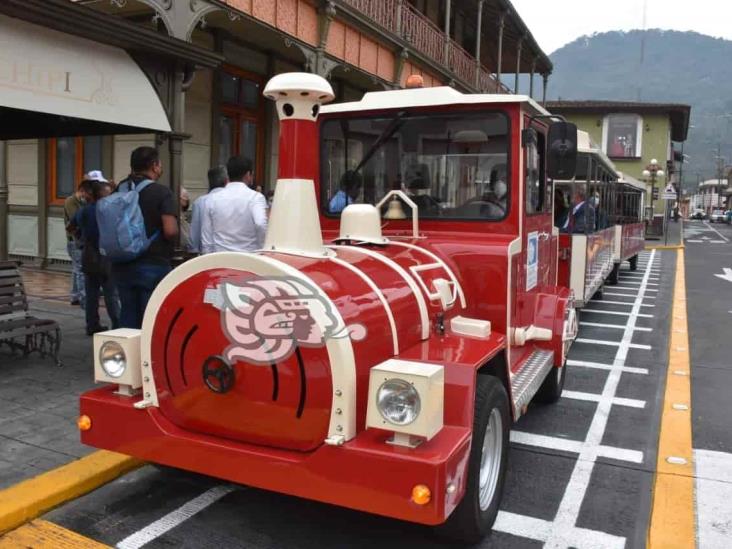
left=547, top=30, right=732, bottom=189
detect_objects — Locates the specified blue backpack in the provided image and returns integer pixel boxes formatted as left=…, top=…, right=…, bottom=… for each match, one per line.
left=96, top=179, right=159, bottom=263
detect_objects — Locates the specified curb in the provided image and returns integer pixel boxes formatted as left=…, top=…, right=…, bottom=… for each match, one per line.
left=645, top=244, right=685, bottom=250
left=0, top=450, right=142, bottom=534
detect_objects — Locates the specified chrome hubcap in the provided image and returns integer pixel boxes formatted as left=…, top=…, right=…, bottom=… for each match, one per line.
left=478, top=408, right=503, bottom=511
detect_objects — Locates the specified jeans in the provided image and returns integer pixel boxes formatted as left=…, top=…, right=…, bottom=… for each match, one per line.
left=113, top=262, right=171, bottom=329
left=84, top=272, right=121, bottom=331
left=67, top=241, right=85, bottom=306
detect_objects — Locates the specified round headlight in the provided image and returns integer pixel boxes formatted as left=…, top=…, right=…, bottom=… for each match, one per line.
left=376, top=378, right=421, bottom=425
left=99, top=341, right=126, bottom=378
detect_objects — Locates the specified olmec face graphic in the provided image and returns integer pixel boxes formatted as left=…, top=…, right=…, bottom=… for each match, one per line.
left=205, top=277, right=366, bottom=365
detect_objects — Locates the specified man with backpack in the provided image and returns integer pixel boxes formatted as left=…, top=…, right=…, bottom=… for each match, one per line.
left=103, top=147, right=178, bottom=329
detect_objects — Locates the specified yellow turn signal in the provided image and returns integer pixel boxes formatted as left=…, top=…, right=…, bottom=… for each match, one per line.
left=77, top=415, right=92, bottom=431
left=411, top=484, right=431, bottom=505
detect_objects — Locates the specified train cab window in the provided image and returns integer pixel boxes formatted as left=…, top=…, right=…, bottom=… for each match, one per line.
left=320, top=111, right=510, bottom=220
left=525, top=131, right=547, bottom=215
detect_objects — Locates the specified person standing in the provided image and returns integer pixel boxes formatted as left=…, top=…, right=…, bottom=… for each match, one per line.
left=69, top=180, right=121, bottom=335
left=201, top=156, right=267, bottom=253
left=112, top=147, right=178, bottom=329
left=188, top=166, right=228, bottom=253
left=64, top=183, right=86, bottom=306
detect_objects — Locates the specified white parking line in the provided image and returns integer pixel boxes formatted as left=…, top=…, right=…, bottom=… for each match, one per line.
left=116, top=485, right=237, bottom=549
left=591, top=300, right=655, bottom=307
left=582, top=309, right=654, bottom=318
left=563, top=390, right=646, bottom=409
left=539, top=250, right=656, bottom=549
left=604, top=292, right=655, bottom=299
left=567, top=359, right=649, bottom=375
left=579, top=321, right=652, bottom=332
left=575, top=338, right=651, bottom=350
left=494, top=512, right=626, bottom=549
left=613, top=286, right=657, bottom=292
left=510, top=431, right=644, bottom=463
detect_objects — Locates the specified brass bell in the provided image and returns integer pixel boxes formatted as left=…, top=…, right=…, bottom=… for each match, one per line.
left=383, top=197, right=407, bottom=220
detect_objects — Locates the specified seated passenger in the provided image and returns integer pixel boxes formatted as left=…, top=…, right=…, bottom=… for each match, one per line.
left=564, top=188, right=596, bottom=233
left=554, top=188, right=569, bottom=229
left=405, top=163, right=440, bottom=215
left=329, top=170, right=362, bottom=214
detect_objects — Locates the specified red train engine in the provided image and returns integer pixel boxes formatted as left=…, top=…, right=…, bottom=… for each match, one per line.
left=79, top=73, right=579, bottom=542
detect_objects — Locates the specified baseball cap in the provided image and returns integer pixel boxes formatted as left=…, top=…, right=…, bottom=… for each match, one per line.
left=85, top=170, right=108, bottom=183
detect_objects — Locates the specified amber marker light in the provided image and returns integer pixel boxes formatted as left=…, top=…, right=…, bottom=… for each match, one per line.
left=405, top=74, right=424, bottom=89
left=77, top=415, right=92, bottom=431
left=411, top=484, right=431, bottom=505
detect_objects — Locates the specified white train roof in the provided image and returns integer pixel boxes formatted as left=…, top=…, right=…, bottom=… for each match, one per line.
left=576, top=130, right=617, bottom=176
left=321, top=86, right=551, bottom=116
left=616, top=172, right=646, bottom=190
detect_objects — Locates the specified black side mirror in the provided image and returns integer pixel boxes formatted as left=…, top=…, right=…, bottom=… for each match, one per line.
left=547, top=121, right=578, bottom=180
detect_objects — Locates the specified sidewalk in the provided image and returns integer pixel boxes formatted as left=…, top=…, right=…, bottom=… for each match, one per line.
left=646, top=218, right=684, bottom=248
left=0, top=268, right=98, bottom=489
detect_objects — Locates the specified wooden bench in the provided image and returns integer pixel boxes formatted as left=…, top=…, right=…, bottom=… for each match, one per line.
left=0, top=261, right=62, bottom=366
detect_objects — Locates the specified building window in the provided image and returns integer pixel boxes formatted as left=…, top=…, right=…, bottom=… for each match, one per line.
left=603, top=114, right=642, bottom=158
left=48, top=136, right=103, bottom=204
left=217, top=67, right=264, bottom=181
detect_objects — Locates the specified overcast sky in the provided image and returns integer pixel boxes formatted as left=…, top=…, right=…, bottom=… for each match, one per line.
left=509, top=0, right=732, bottom=54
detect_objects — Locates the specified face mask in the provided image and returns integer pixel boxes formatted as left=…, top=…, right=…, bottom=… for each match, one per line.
left=494, top=180, right=507, bottom=199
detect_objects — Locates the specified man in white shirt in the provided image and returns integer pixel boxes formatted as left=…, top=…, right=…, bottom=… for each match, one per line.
left=189, top=166, right=228, bottom=253
left=201, top=156, right=268, bottom=253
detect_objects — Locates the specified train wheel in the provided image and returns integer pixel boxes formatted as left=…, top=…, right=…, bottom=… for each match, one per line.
left=534, top=361, right=566, bottom=404
left=437, top=375, right=509, bottom=544
left=608, top=263, right=619, bottom=285
left=629, top=255, right=638, bottom=271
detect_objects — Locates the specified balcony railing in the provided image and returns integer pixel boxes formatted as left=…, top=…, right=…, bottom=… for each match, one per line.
left=339, top=0, right=506, bottom=93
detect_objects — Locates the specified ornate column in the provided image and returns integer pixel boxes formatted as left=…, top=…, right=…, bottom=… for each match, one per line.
left=542, top=73, right=549, bottom=105
left=0, top=141, right=7, bottom=260
left=474, top=0, right=484, bottom=89
left=443, top=0, right=452, bottom=65
left=514, top=36, right=524, bottom=94
left=496, top=12, right=506, bottom=92
left=529, top=57, right=536, bottom=98
left=394, top=48, right=409, bottom=89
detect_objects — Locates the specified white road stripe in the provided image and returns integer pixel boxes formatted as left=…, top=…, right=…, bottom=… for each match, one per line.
left=116, top=485, right=237, bottom=549
left=582, top=309, right=654, bottom=318
left=695, top=449, right=732, bottom=549
left=567, top=359, right=649, bottom=375
left=575, top=338, right=651, bottom=350
left=604, top=292, right=655, bottom=299
left=590, top=300, right=655, bottom=307
left=542, top=250, right=656, bottom=548
left=563, top=390, right=646, bottom=408
left=613, top=286, right=657, bottom=292
left=703, top=221, right=730, bottom=242
left=494, top=511, right=626, bottom=549
left=510, top=431, right=644, bottom=463
left=579, top=321, right=652, bottom=332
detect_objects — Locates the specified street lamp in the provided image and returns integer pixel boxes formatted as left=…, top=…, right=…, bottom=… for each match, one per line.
left=642, top=158, right=665, bottom=211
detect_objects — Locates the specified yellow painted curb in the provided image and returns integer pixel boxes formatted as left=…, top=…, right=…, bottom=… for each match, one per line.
left=645, top=244, right=685, bottom=250
left=0, top=450, right=142, bottom=534
left=0, top=519, right=111, bottom=548
left=647, top=249, right=695, bottom=549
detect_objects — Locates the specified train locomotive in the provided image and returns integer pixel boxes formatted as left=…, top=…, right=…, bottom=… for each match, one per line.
left=79, top=72, right=580, bottom=543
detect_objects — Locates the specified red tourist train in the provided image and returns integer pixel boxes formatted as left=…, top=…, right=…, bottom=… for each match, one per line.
left=79, top=73, right=588, bottom=542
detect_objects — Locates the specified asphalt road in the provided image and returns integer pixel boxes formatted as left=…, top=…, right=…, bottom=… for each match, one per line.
left=43, top=250, right=676, bottom=549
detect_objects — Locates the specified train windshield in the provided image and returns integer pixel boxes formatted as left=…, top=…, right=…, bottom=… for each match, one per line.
left=320, top=111, right=509, bottom=220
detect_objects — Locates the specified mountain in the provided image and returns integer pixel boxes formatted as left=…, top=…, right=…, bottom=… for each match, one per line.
left=546, top=29, right=732, bottom=190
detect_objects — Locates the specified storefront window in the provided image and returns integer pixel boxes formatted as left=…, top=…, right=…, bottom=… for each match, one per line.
left=49, top=135, right=104, bottom=203
left=604, top=114, right=642, bottom=158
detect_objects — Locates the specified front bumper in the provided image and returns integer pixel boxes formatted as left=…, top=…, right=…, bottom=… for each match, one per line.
left=80, top=387, right=471, bottom=525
